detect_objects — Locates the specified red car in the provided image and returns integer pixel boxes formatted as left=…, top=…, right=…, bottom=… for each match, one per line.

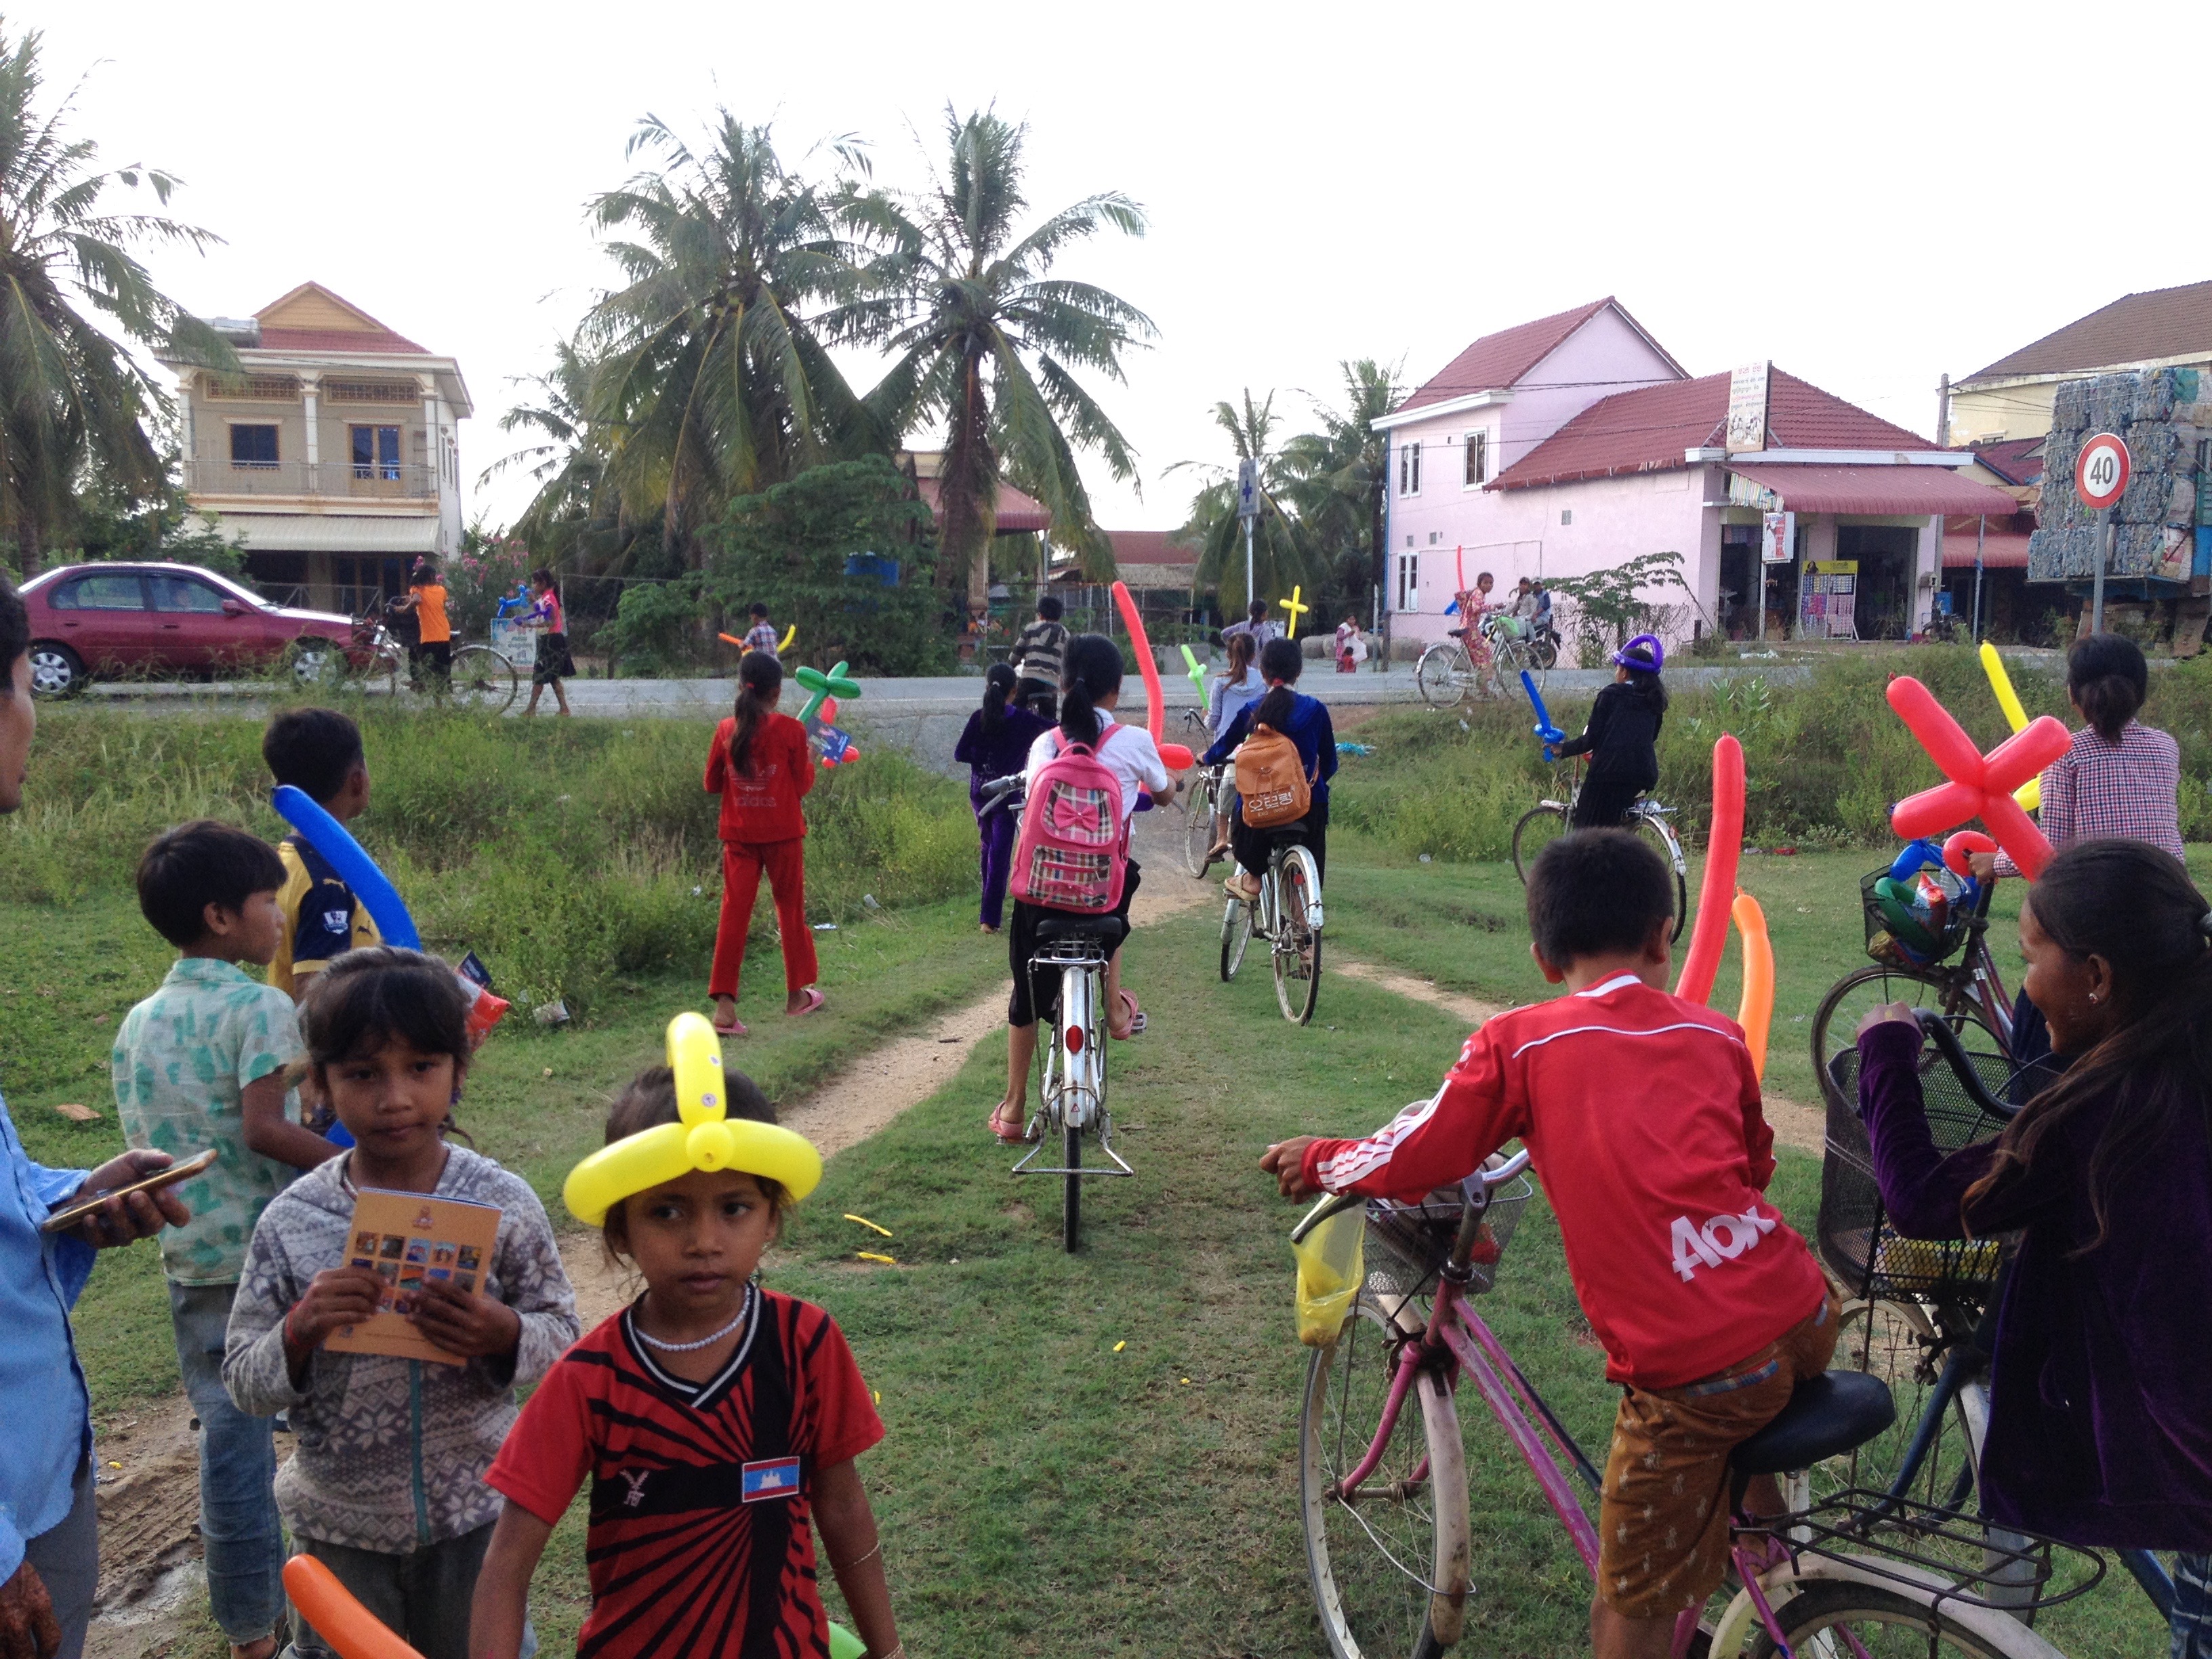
left=18, top=562, right=370, bottom=697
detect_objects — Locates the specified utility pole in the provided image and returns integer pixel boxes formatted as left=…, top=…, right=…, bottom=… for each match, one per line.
left=1936, top=373, right=1952, bottom=449
left=1971, top=514, right=1986, bottom=643
left=1235, top=457, right=1260, bottom=619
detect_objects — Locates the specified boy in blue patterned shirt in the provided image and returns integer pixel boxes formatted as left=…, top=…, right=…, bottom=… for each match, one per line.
left=112, top=821, right=338, bottom=1659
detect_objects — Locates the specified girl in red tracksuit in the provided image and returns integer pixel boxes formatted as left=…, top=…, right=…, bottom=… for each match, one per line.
left=705, top=652, right=824, bottom=1035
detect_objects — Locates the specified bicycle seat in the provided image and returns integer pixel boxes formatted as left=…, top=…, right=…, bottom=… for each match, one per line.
left=1729, top=1371, right=1895, bottom=1475
left=1033, top=915, right=1118, bottom=947
left=1269, top=822, right=1310, bottom=842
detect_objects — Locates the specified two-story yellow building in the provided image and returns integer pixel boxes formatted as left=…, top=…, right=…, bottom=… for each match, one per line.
left=1948, top=280, right=2212, bottom=445
left=161, top=283, right=471, bottom=614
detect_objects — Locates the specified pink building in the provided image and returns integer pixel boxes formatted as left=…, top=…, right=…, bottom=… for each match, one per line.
left=1374, top=299, right=2018, bottom=647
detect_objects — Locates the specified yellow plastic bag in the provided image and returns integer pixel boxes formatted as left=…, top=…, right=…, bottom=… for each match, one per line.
left=1292, top=1206, right=1365, bottom=1347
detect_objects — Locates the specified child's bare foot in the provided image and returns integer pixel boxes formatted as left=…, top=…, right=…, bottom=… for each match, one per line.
left=710, top=996, right=743, bottom=1036
left=988, top=1099, right=1034, bottom=1143
left=786, top=987, right=825, bottom=1017
left=980, top=922, right=1000, bottom=934
left=231, top=1636, right=279, bottom=1659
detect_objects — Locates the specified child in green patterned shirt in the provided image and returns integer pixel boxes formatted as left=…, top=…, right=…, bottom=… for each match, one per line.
left=112, top=821, right=340, bottom=1659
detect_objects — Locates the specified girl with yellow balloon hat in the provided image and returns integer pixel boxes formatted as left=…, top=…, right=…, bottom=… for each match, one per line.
left=470, top=1016, right=902, bottom=1659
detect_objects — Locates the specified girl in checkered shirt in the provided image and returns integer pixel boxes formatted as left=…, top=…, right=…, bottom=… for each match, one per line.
left=1970, top=633, right=2181, bottom=1065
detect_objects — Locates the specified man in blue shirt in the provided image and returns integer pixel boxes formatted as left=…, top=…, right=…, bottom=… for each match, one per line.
left=0, top=578, right=188, bottom=1659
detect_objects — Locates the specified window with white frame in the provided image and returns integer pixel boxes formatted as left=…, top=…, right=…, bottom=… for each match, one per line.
left=1464, top=430, right=1488, bottom=487
left=1397, top=439, right=1421, bottom=497
left=1395, top=552, right=1420, bottom=613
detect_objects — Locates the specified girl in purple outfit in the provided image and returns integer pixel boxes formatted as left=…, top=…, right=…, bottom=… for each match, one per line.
left=1856, top=839, right=2212, bottom=1656
left=954, top=663, right=1050, bottom=934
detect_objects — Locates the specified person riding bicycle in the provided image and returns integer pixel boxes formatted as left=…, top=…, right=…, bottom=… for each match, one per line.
left=1856, top=839, right=2212, bottom=1659
left=987, top=635, right=1174, bottom=1145
left=1553, top=633, right=1667, bottom=830
left=1448, top=570, right=1498, bottom=640
left=1202, top=636, right=1336, bottom=901
left=1262, top=830, right=1832, bottom=1659
left=1202, top=632, right=1267, bottom=863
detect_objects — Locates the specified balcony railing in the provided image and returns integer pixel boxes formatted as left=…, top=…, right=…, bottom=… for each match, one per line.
left=183, top=459, right=438, bottom=499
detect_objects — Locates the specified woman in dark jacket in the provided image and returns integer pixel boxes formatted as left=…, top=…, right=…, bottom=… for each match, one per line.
left=954, top=663, right=1051, bottom=933
left=1855, top=840, right=2212, bottom=1655
left=1554, top=632, right=1666, bottom=829
left=1202, top=636, right=1337, bottom=899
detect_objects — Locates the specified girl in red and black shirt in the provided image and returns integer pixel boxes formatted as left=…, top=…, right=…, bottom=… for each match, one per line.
left=705, top=653, right=823, bottom=1035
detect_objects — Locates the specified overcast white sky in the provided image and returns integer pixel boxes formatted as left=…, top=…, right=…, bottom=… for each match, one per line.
left=39, top=1, right=2212, bottom=533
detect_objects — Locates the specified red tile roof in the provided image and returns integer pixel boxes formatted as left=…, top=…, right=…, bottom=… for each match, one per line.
left=1492, top=369, right=1936, bottom=491
left=1399, top=298, right=1617, bottom=413
left=1728, top=463, right=2020, bottom=517
left=915, top=476, right=1051, bottom=533
left=1968, top=437, right=2045, bottom=487
left=1963, top=280, right=2212, bottom=383
left=1105, top=529, right=1197, bottom=567
left=254, top=326, right=428, bottom=354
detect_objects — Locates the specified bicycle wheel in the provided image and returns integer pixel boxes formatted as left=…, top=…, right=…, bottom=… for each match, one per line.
left=1273, top=850, right=1322, bottom=1026
left=1824, top=1298, right=1986, bottom=1520
left=1629, top=815, right=1689, bottom=944
left=1301, top=1294, right=1471, bottom=1659
left=1221, top=895, right=1253, bottom=981
left=1184, top=784, right=1219, bottom=878
left=1063, top=1122, right=1082, bottom=1253
left=446, top=644, right=519, bottom=713
left=1748, top=1582, right=2017, bottom=1657
left=1509, top=804, right=1570, bottom=885
left=1415, top=644, right=1469, bottom=710
left=1810, top=966, right=2005, bottom=1116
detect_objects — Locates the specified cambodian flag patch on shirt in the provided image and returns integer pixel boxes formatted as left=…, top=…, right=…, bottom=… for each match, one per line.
left=740, top=1457, right=802, bottom=1502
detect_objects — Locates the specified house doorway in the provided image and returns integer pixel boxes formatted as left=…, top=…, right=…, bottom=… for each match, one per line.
left=1837, top=525, right=1918, bottom=639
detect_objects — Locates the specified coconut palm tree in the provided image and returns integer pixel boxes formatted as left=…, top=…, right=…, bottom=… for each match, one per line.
left=582, top=113, right=872, bottom=567
left=481, top=335, right=646, bottom=573
left=1172, top=390, right=1319, bottom=608
left=846, top=108, right=1153, bottom=611
left=1282, top=357, right=1404, bottom=613
left=0, top=24, right=230, bottom=573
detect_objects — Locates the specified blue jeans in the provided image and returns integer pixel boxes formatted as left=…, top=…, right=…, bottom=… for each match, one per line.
left=2177, top=1553, right=2211, bottom=1659
left=170, top=1280, right=287, bottom=1644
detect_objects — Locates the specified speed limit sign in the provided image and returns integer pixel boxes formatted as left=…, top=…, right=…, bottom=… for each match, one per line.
left=2076, top=432, right=2131, bottom=510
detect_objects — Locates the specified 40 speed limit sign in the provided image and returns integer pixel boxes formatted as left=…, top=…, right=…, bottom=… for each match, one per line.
left=2076, top=432, right=2131, bottom=510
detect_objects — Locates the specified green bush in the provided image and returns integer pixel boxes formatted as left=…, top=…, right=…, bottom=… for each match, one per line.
left=0, top=701, right=977, bottom=1012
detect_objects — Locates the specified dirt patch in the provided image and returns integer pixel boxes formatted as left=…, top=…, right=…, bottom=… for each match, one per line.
left=1332, top=956, right=1824, bottom=1155
left=90, top=838, right=1221, bottom=1654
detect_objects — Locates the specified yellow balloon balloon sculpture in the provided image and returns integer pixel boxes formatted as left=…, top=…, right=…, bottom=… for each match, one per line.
left=562, top=1012, right=823, bottom=1226
left=1979, top=642, right=2041, bottom=814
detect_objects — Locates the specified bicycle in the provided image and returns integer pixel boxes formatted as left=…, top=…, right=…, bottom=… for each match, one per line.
left=1219, top=825, right=1324, bottom=1025
left=1817, top=1009, right=2179, bottom=1632
left=1292, top=1144, right=2106, bottom=1659
left=1176, top=709, right=1235, bottom=878
left=345, top=605, right=520, bottom=712
left=1509, top=756, right=1688, bottom=943
left=1415, top=613, right=1532, bottom=710
left=1809, top=847, right=2017, bottom=1117
left=979, top=775, right=1135, bottom=1252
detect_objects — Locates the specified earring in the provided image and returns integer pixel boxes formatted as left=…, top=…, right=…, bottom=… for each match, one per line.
left=2087, top=993, right=2099, bottom=1004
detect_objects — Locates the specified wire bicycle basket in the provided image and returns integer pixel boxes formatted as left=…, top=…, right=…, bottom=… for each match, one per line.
left=1361, top=1173, right=1535, bottom=1300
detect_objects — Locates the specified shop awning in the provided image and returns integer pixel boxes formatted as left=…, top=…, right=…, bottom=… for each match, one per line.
left=1728, top=464, right=2022, bottom=518
left=1941, top=530, right=2031, bottom=569
left=214, top=512, right=443, bottom=554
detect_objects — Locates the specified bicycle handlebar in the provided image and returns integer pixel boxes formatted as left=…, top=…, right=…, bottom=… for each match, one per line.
left=1286, top=1146, right=1532, bottom=1245
left=1910, top=1008, right=2022, bottom=1122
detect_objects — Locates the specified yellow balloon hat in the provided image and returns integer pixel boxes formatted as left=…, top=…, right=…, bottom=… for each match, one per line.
left=562, top=1012, right=823, bottom=1226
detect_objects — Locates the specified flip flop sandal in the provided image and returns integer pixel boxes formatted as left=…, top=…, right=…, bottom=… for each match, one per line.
left=787, top=987, right=826, bottom=1017
left=1110, top=989, right=1147, bottom=1039
left=988, top=1104, right=1038, bottom=1144
left=712, top=1017, right=749, bottom=1038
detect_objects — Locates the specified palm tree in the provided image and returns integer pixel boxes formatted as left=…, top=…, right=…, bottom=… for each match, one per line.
left=1171, top=390, right=1318, bottom=609
left=1282, top=358, right=1404, bottom=617
left=481, top=335, right=640, bottom=573
left=0, top=24, right=230, bottom=574
left=847, top=108, right=1154, bottom=611
left=582, top=113, right=872, bottom=567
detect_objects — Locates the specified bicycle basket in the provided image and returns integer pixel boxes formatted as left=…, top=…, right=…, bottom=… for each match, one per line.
left=1818, top=1037, right=2011, bottom=1302
left=1362, top=1172, right=1535, bottom=1300
left=1860, top=863, right=1972, bottom=968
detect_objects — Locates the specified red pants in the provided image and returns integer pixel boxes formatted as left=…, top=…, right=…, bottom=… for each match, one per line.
left=709, top=838, right=817, bottom=1000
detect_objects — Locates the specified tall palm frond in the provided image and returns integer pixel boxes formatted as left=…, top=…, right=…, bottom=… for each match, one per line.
left=843, top=107, right=1154, bottom=605
left=1171, top=390, right=1319, bottom=602
left=0, top=24, right=231, bottom=572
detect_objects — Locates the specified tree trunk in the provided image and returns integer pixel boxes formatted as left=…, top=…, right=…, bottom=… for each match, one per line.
left=19, top=515, right=41, bottom=581
left=942, top=352, right=998, bottom=619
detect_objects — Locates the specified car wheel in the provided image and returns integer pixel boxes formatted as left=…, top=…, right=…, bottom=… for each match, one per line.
left=288, top=639, right=343, bottom=687
left=28, top=643, right=84, bottom=698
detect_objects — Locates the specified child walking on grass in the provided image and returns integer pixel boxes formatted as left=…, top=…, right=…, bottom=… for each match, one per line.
left=224, top=949, right=578, bottom=1659
left=706, top=652, right=824, bottom=1034
left=1856, top=838, right=2212, bottom=1659
left=1263, top=830, right=1832, bottom=1659
left=471, top=1056, right=900, bottom=1659
left=112, top=823, right=342, bottom=1659
left=955, top=663, right=1050, bottom=933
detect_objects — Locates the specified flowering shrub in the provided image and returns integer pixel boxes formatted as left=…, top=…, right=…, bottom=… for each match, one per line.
left=448, top=532, right=537, bottom=638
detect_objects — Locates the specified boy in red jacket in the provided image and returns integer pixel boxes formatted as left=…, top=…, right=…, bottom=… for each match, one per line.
left=1262, top=830, right=1832, bottom=1659
left=705, top=653, right=824, bottom=1035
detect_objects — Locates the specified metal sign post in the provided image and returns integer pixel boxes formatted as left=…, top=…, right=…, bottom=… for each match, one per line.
left=2074, top=432, right=2131, bottom=634
left=1235, top=457, right=1260, bottom=613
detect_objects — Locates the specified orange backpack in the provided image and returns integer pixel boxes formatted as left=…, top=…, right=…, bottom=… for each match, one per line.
left=1235, top=722, right=1311, bottom=828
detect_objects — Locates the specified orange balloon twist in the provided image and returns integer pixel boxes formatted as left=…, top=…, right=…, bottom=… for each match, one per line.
left=284, top=1557, right=424, bottom=1659
left=1883, top=678, right=2070, bottom=880
left=1674, top=735, right=1745, bottom=1006
left=1729, top=893, right=1774, bottom=1082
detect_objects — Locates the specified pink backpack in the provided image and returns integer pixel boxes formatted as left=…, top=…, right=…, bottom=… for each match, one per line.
left=1011, top=731, right=1129, bottom=914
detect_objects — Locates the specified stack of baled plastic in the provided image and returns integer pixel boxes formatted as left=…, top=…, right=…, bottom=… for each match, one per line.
left=2029, top=367, right=2209, bottom=583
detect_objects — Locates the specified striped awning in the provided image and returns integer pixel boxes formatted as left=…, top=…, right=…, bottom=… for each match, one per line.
left=216, top=512, right=442, bottom=554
